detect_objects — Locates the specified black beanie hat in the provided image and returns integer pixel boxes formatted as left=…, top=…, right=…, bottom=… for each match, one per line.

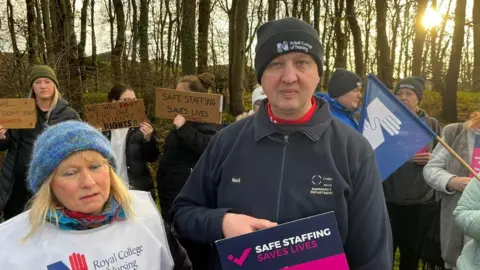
left=394, top=76, right=425, bottom=101
left=254, top=17, right=324, bottom=83
left=327, top=68, right=363, bottom=98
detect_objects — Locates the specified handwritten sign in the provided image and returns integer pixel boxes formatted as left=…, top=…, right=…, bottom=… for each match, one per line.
left=84, top=100, right=147, bottom=131
left=0, top=99, right=36, bottom=129
left=216, top=211, right=349, bottom=270
left=155, top=88, right=223, bottom=124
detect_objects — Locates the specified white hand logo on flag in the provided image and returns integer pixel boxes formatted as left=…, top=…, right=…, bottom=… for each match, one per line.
left=363, top=98, right=402, bottom=150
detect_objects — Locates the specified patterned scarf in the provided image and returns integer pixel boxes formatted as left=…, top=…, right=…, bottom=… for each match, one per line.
left=46, top=197, right=126, bottom=231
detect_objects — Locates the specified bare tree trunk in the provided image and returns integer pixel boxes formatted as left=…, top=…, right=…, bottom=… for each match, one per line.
left=197, top=0, right=210, bottom=73
left=301, top=0, right=311, bottom=24
left=41, top=0, right=54, bottom=65
left=139, top=0, right=152, bottom=113
left=268, top=0, right=276, bottom=21
left=390, top=0, right=401, bottom=78
left=230, top=0, right=249, bottom=116
left=333, top=0, right=346, bottom=68
left=292, top=0, right=299, bottom=18
left=364, top=0, right=373, bottom=74
left=7, top=0, right=24, bottom=94
left=174, top=0, right=182, bottom=81
left=323, top=27, right=334, bottom=88
left=313, top=0, right=320, bottom=34
left=463, top=29, right=472, bottom=89
left=421, top=35, right=430, bottom=77
left=56, top=0, right=83, bottom=112
left=412, top=0, right=428, bottom=76
left=130, top=0, right=139, bottom=86
left=473, top=0, right=480, bottom=91
left=346, top=0, right=363, bottom=76
left=181, top=0, right=196, bottom=75
left=321, top=0, right=330, bottom=52
left=111, top=0, right=125, bottom=83
left=7, top=0, right=21, bottom=62
left=443, top=0, right=467, bottom=122
left=433, top=0, right=453, bottom=94
left=78, top=0, right=89, bottom=87
left=105, top=0, right=115, bottom=54
left=91, top=0, right=98, bottom=92
left=49, top=0, right=60, bottom=54
left=34, top=0, right=46, bottom=63
left=228, top=0, right=238, bottom=99
left=26, top=0, right=37, bottom=64
left=375, top=0, right=393, bottom=87
left=160, top=0, right=167, bottom=85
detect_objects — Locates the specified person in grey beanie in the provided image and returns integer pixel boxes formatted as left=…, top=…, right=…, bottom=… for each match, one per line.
left=171, top=17, right=392, bottom=270
left=383, top=76, right=443, bottom=270
left=315, top=68, right=363, bottom=129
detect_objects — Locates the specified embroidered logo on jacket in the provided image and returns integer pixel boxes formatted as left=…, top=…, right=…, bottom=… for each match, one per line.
left=310, top=175, right=333, bottom=196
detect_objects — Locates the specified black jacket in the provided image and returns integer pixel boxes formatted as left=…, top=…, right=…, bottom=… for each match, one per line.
left=171, top=97, right=393, bottom=270
left=0, top=98, right=80, bottom=213
left=156, top=122, right=219, bottom=203
left=383, top=109, right=441, bottom=205
left=103, top=128, right=159, bottom=192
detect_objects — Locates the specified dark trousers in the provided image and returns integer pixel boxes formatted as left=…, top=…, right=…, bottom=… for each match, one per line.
left=387, top=202, right=439, bottom=270
left=165, top=220, right=210, bottom=270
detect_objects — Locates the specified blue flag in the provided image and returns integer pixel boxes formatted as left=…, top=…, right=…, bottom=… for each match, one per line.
left=358, top=74, right=437, bottom=181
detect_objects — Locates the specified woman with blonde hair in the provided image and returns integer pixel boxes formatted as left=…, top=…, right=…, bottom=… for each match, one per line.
left=424, top=111, right=480, bottom=269
left=0, top=65, right=80, bottom=222
left=0, top=121, right=191, bottom=269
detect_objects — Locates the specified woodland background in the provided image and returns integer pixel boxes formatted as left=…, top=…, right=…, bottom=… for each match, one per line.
left=1, top=2, right=479, bottom=268
left=0, top=0, right=479, bottom=123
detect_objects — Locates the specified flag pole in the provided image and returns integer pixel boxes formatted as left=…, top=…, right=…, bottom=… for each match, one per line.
left=435, top=136, right=480, bottom=181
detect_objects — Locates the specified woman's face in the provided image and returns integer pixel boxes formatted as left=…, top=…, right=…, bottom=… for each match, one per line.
left=118, top=89, right=136, bottom=101
left=32, top=78, right=55, bottom=100
left=51, top=151, right=111, bottom=215
left=176, top=82, right=190, bottom=91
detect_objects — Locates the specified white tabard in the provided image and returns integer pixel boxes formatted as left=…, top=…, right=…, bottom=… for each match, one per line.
left=0, top=190, right=174, bottom=270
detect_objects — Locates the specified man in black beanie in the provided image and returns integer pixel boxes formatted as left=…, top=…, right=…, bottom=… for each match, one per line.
left=171, top=17, right=392, bottom=270
left=383, top=76, right=442, bottom=270
left=316, top=68, right=363, bottom=129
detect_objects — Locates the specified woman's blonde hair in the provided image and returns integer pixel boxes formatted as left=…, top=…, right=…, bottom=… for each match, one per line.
left=23, top=151, right=134, bottom=240
left=465, top=111, right=480, bottom=129
left=29, top=84, right=60, bottom=121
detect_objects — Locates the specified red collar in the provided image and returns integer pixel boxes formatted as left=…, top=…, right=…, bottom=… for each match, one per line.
left=267, top=97, right=316, bottom=124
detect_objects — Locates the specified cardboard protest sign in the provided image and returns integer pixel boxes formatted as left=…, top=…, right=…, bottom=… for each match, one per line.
left=0, top=99, right=36, bottom=129
left=84, top=100, right=147, bottom=131
left=216, top=211, right=349, bottom=270
left=155, top=88, right=223, bottom=124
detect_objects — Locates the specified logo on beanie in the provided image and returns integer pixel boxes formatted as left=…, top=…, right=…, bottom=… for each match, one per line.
left=277, top=41, right=289, bottom=53
left=277, top=40, right=313, bottom=54
left=357, top=81, right=362, bottom=87
left=399, top=84, right=414, bottom=90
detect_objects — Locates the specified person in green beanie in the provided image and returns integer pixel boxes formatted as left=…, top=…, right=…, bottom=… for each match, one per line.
left=0, top=64, right=81, bottom=222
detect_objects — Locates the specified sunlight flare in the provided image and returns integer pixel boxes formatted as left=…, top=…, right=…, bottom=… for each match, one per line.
left=422, top=7, right=443, bottom=29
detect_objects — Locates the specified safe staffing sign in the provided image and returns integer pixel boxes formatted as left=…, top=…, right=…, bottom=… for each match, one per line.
left=215, top=211, right=349, bottom=270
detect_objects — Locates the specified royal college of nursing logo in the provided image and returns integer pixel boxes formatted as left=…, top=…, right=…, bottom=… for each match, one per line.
left=47, top=253, right=89, bottom=270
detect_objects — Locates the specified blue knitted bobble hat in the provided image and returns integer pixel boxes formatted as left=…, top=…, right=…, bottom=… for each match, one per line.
left=27, top=120, right=117, bottom=193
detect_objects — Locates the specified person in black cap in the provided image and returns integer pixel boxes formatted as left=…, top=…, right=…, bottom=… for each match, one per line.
left=383, top=76, right=442, bottom=270
left=316, top=68, right=363, bottom=129
left=170, top=17, right=392, bottom=270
